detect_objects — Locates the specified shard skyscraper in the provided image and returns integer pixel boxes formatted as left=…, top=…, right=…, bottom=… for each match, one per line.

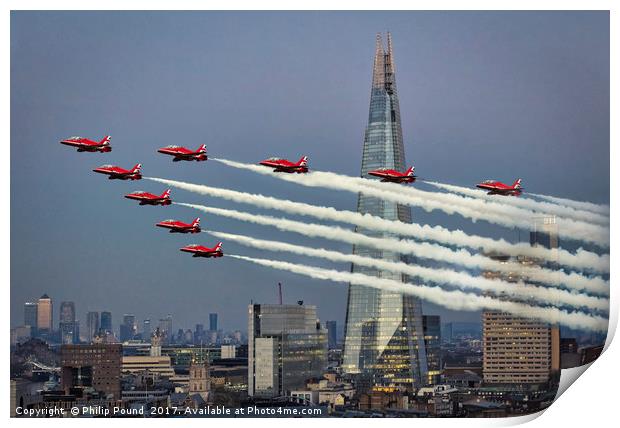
left=342, top=33, right=428, bottom=391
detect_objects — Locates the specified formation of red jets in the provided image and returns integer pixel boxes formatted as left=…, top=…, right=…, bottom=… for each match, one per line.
left=60, top=135, right=524, bottom=261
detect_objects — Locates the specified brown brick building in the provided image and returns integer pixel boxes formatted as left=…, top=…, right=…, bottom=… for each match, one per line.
left=60, top=343, right=122, bottom=399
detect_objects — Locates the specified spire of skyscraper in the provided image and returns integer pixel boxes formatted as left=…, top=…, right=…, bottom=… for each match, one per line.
left=372, top=33, right=385, bottom=88
left=343, top=33, right=427, bottom=392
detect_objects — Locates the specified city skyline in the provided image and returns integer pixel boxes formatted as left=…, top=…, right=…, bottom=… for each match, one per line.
left=11, top=11, right=610, bottom=331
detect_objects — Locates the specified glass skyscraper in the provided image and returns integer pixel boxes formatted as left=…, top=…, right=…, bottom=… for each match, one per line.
left=342, top=33, right=428, bottom=391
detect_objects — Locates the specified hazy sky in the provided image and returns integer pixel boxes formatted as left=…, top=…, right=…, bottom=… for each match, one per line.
left=11, top=11, right=609, bottom=333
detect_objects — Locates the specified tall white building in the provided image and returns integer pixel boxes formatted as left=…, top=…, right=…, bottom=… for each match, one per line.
left=248, top=303, right=327, bottom=398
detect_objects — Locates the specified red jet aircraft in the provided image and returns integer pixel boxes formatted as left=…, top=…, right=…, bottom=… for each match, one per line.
left=368, top=166, right=416, bottom=183
left=180, top=242, right=223, bottom=258
left=60, top=135, right=111, bottom=152
left=157, top=144, right=208, bottom=162
left=93, top=163, right=142, bottom=180
left=125, top=189, right=172, bottom=206
left=259, top=156, right=308, bottom=173
left=156, top=217, right=201, bottom=234
left=476, top=179, right=523, bottom=196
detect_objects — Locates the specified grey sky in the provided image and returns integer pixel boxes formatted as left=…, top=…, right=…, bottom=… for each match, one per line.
left=11, top=11, right=609, bottom=332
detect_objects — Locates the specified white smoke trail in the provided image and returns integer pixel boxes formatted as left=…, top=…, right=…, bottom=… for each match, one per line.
left=146, top=176, right=609, bottom=274
left=176, top=202, right=609, bottom=296
left=425, top=181, right=609, bottom=226
left=211, top=158, right=610, bottom=247
left=206, top=229, right=609, bottom=309
left=529, top=192, right=610, bottom=216
left=227, top=254, right=608, bottom=332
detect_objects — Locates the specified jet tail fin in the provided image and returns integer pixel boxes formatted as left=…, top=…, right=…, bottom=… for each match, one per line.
left=513, top=178, right=522, bottom=189
left=197, top=144, right=207, bottom=153
left=131, top=163, right=142, bottom=174
left=405, top=166, right=415, bottom=176
left=297, top=156, right=308, bottom=167
left=215, top=242, right=223, bottom=252
left=192, top=217, right=200, bottom=227
left=161, top=189, right=171, bottom=199
left=100, top=135, right=111, bottom=145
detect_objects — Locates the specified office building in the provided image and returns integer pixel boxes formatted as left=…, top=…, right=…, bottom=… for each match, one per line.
left=121, top=356, right=175, bottom=378
left=100, top=311, right=112, bottom=334
left=59, top=301, right=78, bottom=344
left=120, top=314, right=136, bottom=342
left=24, top=302, right=38, bottom=331
left=60, top=343, right=122, bottom=399
left=209, top=313, right=218, bottom=331
left=423, top=315, right=442, bottom=385
left=36, top=294, right=53, bottom=332
left=248, top=303, right=327, bottom=398
left=194, top=323, right=205, bottom=344
left=342, top=33, right=427, bottom=391
left=326, top=320, right=337, bottom=349
left=86, top=311, right=100, bottom=342
left=159, top=315, right=173, bottom=344
left=143, top=319, right=151, bottom=340
left=483, top=313, right=560, bottom=384
left=482, top=216, right=560, bottom=384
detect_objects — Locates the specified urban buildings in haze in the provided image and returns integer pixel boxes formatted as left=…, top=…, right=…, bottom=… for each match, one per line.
left=342, top=32, right=427, bottom=391
left=248, top=303, right=327, bottom=398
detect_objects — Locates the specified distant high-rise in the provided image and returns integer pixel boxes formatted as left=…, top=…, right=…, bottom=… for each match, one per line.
left=326, top=320, right=338, bottom=349
left=209, top=313, right=218, bottom=331
left=342, top=32, right=427, bottom=391
left=120, top=314, right=136, bottom=342
left=36, top=294, right=53, bottom=332
left=24, top=302, right=38, bottom=331
left=59, top=301, right=78, bottom=344
left=100, top=311, right=112, bottom=334
left=86, top=312, right=100, bottom=342
left=423, top=315, right=442, bottom=386
left=194, top=323, right=205, bottom=344
left=143, top=319, right=152, bottom=340
left=248, top=303, right=327, bottom=398
left=530, top=216, right=559, bottom=251
left=159, top=315, right=173, bottom=344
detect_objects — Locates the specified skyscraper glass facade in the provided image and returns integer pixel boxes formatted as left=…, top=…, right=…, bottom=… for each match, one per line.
left=343, top=33, right=428, bottom=391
